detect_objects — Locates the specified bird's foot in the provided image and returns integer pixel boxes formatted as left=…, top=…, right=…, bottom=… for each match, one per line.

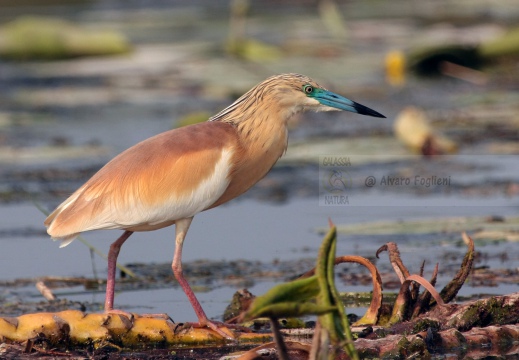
left=176, top=319, right=250, bottom=340
left=105, top=309, right=136, bottom=321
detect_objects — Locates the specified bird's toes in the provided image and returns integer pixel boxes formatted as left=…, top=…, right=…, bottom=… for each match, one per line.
left=205, top=320, right=236, bottom=340
left=105, top=309, right=135, bottom=322
left=176, top=320, right=236, bottom=340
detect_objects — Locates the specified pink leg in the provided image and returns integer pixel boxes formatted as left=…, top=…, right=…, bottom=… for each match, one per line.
left=172, top=218, right=208, bottom=320
left=172, top=218, right=234, bottom=339
left=105, top=230, right=133, bottom=311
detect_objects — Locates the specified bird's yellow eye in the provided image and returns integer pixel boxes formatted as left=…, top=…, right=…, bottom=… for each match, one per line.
left=303, top=85, right=314, bottom=94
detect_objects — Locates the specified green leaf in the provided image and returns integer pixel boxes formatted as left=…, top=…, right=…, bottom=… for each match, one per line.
left=247, top=302, right=336, bottom=319
left=245, top=276, right=319, bottom=320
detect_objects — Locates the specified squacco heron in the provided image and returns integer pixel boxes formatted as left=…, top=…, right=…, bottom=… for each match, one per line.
left=44, top=73, right=385, bottom=336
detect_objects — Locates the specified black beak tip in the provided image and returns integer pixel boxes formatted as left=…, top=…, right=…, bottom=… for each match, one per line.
left=353, top=102, right=386, bottom=118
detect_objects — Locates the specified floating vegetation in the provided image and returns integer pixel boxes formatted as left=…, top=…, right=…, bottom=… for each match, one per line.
left=0, top=16, right=131, bottom=60
left=1, top=224, right=518, bottom=359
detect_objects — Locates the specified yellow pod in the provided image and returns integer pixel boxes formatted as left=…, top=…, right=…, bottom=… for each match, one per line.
left=55, top=310, right=109, bottom=344
left=11, top=312, right=66, bottom=342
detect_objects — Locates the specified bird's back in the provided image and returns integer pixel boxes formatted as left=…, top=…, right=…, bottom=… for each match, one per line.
left=45, top=121, right=241, bottom=244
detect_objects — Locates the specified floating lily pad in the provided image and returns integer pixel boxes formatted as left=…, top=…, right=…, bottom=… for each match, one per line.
left=326, top=216, right=519, bottom=242
left=280, top=137, right=406, bottom=165
left=0, top=16, right=131, bottom=60
left=0, top=145, right=109, bottom=164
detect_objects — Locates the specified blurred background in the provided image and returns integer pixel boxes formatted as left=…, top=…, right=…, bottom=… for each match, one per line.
left=0, top=0, right=518, bottom=322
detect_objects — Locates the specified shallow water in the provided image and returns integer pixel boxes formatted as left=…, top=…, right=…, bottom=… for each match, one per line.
left=1, top=196, right=517, bottom=322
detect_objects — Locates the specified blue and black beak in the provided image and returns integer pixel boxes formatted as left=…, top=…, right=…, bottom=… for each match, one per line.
left=305, top=85, right=386, bottom=118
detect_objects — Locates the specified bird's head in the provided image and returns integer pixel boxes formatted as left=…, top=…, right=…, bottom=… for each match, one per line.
left=271, top=73, right=386, bottom=118
left=209, top=73, right=385, bottom=125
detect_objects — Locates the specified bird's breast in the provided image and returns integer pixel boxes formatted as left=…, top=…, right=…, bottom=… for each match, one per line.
left=210, top=124, right=288, bottom=208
